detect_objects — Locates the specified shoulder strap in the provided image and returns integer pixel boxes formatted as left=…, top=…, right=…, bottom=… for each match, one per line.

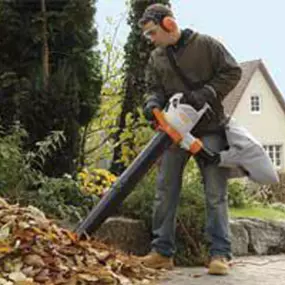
left=166, top=47, right=204, bottom=91
left=166, top=46, right=221, bottom=119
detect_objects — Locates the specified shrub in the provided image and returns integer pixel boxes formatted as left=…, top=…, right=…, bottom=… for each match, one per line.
left=0, top=123, right=27, bottom=201
left=28, top=175, right=97, bottom=223
left=251, top=173, right=285, bottom=204
left=228, top=180, right=251, bottom=208
left=0, top=124, right=96, bottom=224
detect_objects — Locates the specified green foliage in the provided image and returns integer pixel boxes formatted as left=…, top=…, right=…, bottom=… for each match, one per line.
left=110, top=0, right=171, bottom=174
left=0, top=0, right=102, bottom=176
left=0, top=123, right=27, bottom=200
left=25, top=131, right=66, bottom=171
left=0, top=123, right=95, bottom=223
left=83, top=16, right=154, bottom=169
left=0, top=124, right=66, bottom=200
left=0, top=72, right=23, bottom=129
left=118, top=110, right=155, bottom=167
left=83, top=18, right=125, bottom=168
left=28, top=174, right=97, bottom=223
left=230, top=205, right=285, bottom=221
left=228, top=180, right=251, bottom=208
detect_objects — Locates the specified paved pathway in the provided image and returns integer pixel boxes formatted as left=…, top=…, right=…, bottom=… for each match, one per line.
left=157, top=255, right=285, bottom=285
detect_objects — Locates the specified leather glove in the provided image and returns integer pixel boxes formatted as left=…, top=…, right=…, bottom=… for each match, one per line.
left=182, top=86, right=216, bottom=110
left=143, top=99, right=162, bottom=121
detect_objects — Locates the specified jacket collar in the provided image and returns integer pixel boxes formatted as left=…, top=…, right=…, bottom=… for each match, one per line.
left=169, top=28, right=194, bottom=52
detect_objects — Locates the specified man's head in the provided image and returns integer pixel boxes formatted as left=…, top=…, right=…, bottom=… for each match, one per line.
left=139, top=3, right=180, bottom=47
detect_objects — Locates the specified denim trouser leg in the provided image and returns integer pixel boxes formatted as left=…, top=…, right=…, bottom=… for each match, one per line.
left=151, top=145, right=190, bottom=257
left=196, top=133, right=231, bottom=259
left=151, top=132, right=231, bottom=259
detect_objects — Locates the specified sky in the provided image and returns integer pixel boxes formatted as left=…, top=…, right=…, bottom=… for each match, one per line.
left=95, top=0, right=285, bottom=96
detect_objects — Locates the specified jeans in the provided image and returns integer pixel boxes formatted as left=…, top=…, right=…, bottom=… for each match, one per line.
left=151, top=132, right=231, bottom=259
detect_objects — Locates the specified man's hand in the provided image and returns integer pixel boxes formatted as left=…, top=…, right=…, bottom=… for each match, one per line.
left=143, top=99, right=162, bottom=121
left=182, top=85, right=217, bottom=110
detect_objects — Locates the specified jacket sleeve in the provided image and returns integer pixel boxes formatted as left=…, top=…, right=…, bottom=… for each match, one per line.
left=206, top=36, right=242, bottom=101
left=144, top=53, right=166, bottom=107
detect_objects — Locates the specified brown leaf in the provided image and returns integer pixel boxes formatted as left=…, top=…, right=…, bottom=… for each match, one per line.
left=15, top=281, right=36, bottom=285
left=26, top=206, right=46, bottom=220
left=24, top=254, right=45, bottom=267
left=8, top=272, right=27, bottom=282
left=74, top=254, right=85, bottom=267
left=0, top=198, right=10, bottom=208
left=62, top=229, right=78, bottom=243
left=98, top=275, right=118, bottom=284
left=191, top=273, right=203, bottom=278
left=93, top=249, right=112, bottom=263
left=0, top=198, right=160, bottom=285
left=1, top=215, right=17, bottom=223
left=21, top=266, right=41, bottom=278
left=0, top=246, right=12, bottom=253
left=84, top=254, right=99, bottom=267
left=34, top=269, right=50, bottom=282
left=77, top=273, right=99, bottom=282
left=59, top=247, right=80, bottom=257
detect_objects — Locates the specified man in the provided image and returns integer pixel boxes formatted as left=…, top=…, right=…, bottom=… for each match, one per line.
left=138, top=3, right=242, bottom=275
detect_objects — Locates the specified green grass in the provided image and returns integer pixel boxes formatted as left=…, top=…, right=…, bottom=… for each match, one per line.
left=230, top=206, right=285, bottom=221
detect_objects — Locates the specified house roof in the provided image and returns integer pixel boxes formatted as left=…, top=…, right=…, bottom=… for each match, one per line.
left=223, top=59, right=285, bottom=115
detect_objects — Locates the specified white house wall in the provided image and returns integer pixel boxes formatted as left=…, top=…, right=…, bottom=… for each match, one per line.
left=231, top=68, right=285, bottom=171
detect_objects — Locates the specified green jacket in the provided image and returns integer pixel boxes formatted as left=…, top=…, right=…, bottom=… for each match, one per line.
left=145, top=30, right=242, bottom=136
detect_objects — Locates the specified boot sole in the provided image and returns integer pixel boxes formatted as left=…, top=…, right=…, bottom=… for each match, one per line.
left=141, top=261, right=174, bottom=270
left=208, top=265, right=229, bottom=275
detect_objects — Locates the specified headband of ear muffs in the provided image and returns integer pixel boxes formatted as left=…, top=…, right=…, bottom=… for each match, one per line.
left=141, top=9, right=176, bottom=32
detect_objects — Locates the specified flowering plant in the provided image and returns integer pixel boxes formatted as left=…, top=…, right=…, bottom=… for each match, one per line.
left=77, top=168, right=117, bottom=197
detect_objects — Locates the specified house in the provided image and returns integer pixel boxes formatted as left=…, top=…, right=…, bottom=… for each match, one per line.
left=223, top=59, right=285, bottom=172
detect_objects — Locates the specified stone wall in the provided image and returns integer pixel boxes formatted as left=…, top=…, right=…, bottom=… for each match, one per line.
left=231, top=218, right=285, bottom=256
left=94, top=217, right=285, bottom=257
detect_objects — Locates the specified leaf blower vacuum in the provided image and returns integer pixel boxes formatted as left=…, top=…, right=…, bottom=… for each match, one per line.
left=75, top=93, right=219, bottom=237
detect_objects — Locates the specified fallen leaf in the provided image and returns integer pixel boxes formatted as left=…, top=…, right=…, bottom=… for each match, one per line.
left=34, top=269, right=50, bottom=282
left=24, top=254, right=45, bottom=267
left=15, top=281, right=35, bottom=285
left=21, top=266, right=41, bottom=277
left=8, top=272, right=27, bottom=282
left=77, top=273, right=99, bottom=282
left=0, top=198, right=160, bottom=284
left=0, top=246, right=12, bottom=253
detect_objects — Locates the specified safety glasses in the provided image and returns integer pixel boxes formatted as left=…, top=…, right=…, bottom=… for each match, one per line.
left=143, top=25, right=160, bottom=39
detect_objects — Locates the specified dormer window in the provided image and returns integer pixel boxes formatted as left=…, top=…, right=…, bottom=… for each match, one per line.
left=250, top=95, right=261, bottom=113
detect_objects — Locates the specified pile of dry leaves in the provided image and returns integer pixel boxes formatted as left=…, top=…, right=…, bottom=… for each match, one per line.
left=0, top=198, right=160, bottom=284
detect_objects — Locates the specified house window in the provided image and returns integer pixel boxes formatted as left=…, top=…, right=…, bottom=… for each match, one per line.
left=250, top=95, right=261, bottom=113
left=263, top=145, right=282, bottom=169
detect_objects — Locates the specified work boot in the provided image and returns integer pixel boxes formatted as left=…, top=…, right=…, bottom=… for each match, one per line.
left=208, top=256, right=230, bottom=275
left=139, top=251, right=174, bottom=270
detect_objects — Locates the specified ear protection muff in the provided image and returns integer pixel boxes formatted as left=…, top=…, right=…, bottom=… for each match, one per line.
left=161, top=16, right=176, bottom=32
